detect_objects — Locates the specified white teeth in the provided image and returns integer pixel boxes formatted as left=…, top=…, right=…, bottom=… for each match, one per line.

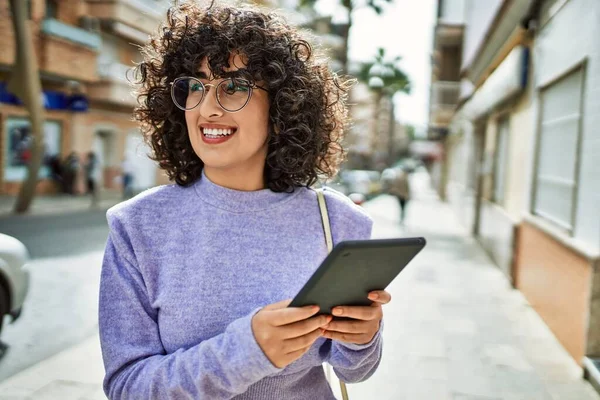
left=202, top=128, right=234, bottom=136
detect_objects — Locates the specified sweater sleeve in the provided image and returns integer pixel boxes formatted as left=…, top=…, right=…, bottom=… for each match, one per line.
left=99, top=212, right=281, bottom=399
left=329, top=323, right=384, bottom=383
left=321, top=189, right=384, bottom=383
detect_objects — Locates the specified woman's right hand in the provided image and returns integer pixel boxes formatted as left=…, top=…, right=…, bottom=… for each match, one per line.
left=251, top=299, right=332, bottom=369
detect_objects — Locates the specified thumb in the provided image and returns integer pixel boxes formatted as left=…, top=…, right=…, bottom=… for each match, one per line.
left=263, top=299, right=293, bottom=311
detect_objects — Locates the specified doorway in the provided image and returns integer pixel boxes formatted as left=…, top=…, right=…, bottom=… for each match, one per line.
left=92, top=130, right=115, bottom=188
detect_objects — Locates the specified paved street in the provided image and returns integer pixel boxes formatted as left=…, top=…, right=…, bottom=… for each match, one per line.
left=0, top=201, right=113, bottom=259
left=0, top=172, right=598, bottom=399
left=0, top=209, right=110, bottom=381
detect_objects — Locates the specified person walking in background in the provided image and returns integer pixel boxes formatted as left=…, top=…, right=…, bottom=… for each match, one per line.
left=121, top=156, right=134, bottom=200
left=62, top=152, right=80, bottom=195
left=84, top=152, right=99, bottom=207
left=389, top=167, right=411, bottom=223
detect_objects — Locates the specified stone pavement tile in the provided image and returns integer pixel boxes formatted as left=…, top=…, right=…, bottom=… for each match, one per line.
left=0, top=386, right=33, bottom=399
left=78, top=386, right=107, bottom=400
left=27, top=380, right=98, bottom=400
left=547, top=381, right=600, bottom=400
left=517, top=338, right=582, bottom=383
left=483, top=344, right=534, bottom=372
left=443, top=317, right=479, bottom=336
left=406, top=335, right=446, bottom=358
left=487, top=365, right=550, bottom=398
left=503, top=393, right=552, bottom=400
left=413, top=356, right=449, bottom=381
left=406, top=378, right=452, bottom=400
left=380, top=353, right=419, bottom=378
left=452, top=393, right=501, bottom=400
left=447, top=366, right=495, bottom=398
left=446, top=333, right=484, bottom=362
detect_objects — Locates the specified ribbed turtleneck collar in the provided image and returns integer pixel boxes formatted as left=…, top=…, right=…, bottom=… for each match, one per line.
left=193, top=170, right=300, bottom=213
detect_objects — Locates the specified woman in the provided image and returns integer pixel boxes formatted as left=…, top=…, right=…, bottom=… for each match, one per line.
left=99, top=3, right=391, bottom=399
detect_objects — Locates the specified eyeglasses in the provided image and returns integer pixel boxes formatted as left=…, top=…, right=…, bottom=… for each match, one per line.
left=170, top=76, right=267, bottom=113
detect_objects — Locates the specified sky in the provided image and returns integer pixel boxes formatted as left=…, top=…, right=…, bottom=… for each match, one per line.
left=314, top=0, right=437, bottom=132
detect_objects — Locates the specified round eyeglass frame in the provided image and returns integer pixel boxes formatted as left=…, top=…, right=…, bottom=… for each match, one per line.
left=170, top=76, right=267, bottom=113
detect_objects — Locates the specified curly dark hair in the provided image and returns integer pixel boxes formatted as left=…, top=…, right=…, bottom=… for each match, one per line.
left=133, top=1, right=354, bottom=192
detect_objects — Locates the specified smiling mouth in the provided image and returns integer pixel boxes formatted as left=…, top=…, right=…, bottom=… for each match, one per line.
left=201, top=127, right=237, bottom=138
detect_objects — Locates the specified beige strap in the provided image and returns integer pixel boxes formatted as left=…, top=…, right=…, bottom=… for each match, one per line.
left=316, top=189, right=333, bottom=252
left=316, top=188, right=349, bottom=400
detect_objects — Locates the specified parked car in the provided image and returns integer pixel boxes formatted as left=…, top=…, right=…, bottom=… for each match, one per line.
left=322, top=175, right=350, bottom=196
left=0, top=234, right=30, bottom=343
left=340, top=170, right=382, bottom=198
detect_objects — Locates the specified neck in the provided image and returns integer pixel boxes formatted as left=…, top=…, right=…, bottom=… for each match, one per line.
left=203, top=164, right=266, bottom=191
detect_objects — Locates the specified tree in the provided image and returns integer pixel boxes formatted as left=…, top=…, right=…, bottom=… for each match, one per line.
left=8, top=0, right=45, bottom=213
left=299, top=0, right=394, bottom=75
left=357, top=47, right=410, bottom=165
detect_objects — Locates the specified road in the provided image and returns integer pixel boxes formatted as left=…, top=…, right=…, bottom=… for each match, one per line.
left=0, top=210, right=110, bottom=382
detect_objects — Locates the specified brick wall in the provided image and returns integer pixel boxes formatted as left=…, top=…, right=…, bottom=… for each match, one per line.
left=41, top=36, right=98, bottom=82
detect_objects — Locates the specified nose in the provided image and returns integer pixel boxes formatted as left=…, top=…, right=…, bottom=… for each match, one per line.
left=198, top=85, right=224, bottom=119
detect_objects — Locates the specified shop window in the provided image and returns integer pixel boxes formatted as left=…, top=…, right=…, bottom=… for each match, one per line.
left=493, top=117, right=510, bottom=205
left=4, top=118, right=62, bottom=182
left=533, top=67, right=584, bottom=231
left=45, top=0, right=58, bottom=19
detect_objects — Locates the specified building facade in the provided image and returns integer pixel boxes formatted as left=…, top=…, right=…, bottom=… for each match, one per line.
left=432, top=0, right=600, bottom=376
left=0, top=0, right=169, bottom=196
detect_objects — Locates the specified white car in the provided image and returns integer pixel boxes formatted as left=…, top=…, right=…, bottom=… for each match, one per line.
left=0, top=233, right=30, bottom=346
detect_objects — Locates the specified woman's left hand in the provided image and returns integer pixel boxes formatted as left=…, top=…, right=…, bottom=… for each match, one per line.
left=320, top=290, right=391, bottom=345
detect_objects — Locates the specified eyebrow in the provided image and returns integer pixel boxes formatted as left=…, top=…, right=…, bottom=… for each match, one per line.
left=196, top=71, right=210, bottom=79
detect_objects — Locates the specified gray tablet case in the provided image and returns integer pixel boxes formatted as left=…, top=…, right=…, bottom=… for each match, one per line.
left=289, top=237, right=426, bottom=315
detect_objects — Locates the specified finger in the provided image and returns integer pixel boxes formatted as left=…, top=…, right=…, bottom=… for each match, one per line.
left=368, top=291, right=392, bottom=304
left=263, top=299, right=293, bottom=311
left=321, top=330, right=370, bottom=344
left=270, top=305, right=320, bottom=326
left=325, top=319, right=370, bottom=334
left=281, top=315, right=332, bottom=339
left=284, top=328, right=323, bottom=353
left=331, top=305, right=380, bottom=321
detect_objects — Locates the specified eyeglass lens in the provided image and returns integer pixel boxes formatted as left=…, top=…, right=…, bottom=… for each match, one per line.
left=172, top=77, right=252, bottom=112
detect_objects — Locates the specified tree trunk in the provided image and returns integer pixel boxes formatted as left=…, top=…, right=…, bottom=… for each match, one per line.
left=387, top=95, right=396, bottom=165
left=340, top=0, right=352, bottom=76
left=370, top=90, right=383, bottom=166
left=8, top=0, right=45, bottom=214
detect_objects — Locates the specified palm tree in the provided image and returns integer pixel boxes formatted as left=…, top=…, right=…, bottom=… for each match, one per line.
left=8, top=0, right=45, bottom=213
left=357, top=47, right=410, bottom=165
left=299, top=0, right=394, bottom=76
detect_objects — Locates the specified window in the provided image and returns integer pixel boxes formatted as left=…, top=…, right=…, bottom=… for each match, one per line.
left=4, top=118, right=62, bottom=182
left=533, top=67, right=584, bottom=230
left=493, top=117, right=509, bottom=204
left=45, top=0, right=58, bottom=19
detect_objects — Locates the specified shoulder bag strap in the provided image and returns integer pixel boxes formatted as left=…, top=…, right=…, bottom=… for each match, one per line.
left=316, top=188, right=350, bottom=400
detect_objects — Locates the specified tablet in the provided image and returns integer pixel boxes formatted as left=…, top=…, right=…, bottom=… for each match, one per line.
left=289, top=237, right=426, bottom=315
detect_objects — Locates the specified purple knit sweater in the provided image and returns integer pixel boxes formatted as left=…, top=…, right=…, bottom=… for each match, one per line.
left=99, top=172, right=382, bottom=399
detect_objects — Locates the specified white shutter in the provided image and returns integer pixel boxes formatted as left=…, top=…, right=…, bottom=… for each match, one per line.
left=534, top=68, right=583, bottom=230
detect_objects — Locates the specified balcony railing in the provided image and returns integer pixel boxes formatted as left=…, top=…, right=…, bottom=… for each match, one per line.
left=89, top=61, right=137, bottom=107
left=98, top=62, right=132, bottom=83
left=87, top=0, right=167, bottom=37
left=41, top=18, right=101, bottom=50
left=434, top=23, right=464, bottom=47
left=431, top=81, right=460, bottom=107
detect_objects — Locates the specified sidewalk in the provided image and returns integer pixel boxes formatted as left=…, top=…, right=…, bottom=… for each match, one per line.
left=0, top=172, right=598, bottom=399
left=0, top=191, right=123, bottom=218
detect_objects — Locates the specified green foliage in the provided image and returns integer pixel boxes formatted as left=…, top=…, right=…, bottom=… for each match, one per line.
left=357, top=47, right=411, bottom=96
